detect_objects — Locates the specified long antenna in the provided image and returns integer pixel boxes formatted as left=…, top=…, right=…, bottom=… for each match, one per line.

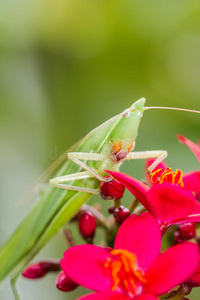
left=144, top=106, right=200, bottom=114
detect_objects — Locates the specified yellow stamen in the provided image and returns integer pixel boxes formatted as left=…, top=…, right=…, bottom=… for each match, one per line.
left=150, top=168, right=184, bottom=187
left=104, top=249, right=146, bottom=296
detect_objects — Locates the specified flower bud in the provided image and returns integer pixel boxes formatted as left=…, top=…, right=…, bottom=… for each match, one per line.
left=174, top=231, right=183, bottom=244
left=79, top=212, right=97, bottom=239
left=178, top=223, right=196, bottom=240
left=108, top=206, right=115, bottom=214
left=104, top=246, right=112, bottom=252
left=100, top=176, right=125, bottom=200
left=22, top=260, right=60, bottom=279
left=114, top=205, right=130, bottom=224
left=56, top=271, right=79, bottom=292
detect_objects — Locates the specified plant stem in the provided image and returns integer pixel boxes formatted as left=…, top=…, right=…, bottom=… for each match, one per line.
left=11, top=278, right=22, bottom=300
left=62, top=228, right=76, bottom=247
left=129, top=197, right=139, bottom=214
left=114, top=199, right=121, bottom=209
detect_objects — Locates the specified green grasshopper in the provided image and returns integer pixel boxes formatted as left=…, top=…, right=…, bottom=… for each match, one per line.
left=0, top=98, right=199, bottom=300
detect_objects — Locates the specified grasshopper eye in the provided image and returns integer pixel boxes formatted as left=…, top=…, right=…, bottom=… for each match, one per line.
left=122, top=109, right=131, bottom=118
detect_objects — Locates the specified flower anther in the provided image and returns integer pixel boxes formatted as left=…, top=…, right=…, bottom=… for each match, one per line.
left=150, top=168, right=184, bottom=187
left=104, top=249, right=146, bottom=296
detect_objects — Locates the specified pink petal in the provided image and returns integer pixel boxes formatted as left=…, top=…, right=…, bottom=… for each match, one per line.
left=174, top=213, right=200, bottom=225
left=77, top=292, right=159, bottom=300
left=183, top=171, right=200, bottom=196
left=114, top=213, right=161, bottom=270
left=77, top=292, right=130, bottom=300
left=147, top=183, right=198, bottom=226
left=145, top=159, right=168, bottom=186
left=177, top=135, right=200, bottom=162
left=106, top=170, right=152, bottom=213
left=188, top=264, right=200, bottom=286
left=61, top=245, right=112, bottom=292
left=144, top=242, right=199, bottom=295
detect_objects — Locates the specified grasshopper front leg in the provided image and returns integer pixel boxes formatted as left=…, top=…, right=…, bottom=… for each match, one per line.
left=126, top=150, right=168, bottom=173
left=67, top=152, right=110, bottom=182
left=50, top=150, right=167, bottom=194
left=50, top=152, right=111, bottom=194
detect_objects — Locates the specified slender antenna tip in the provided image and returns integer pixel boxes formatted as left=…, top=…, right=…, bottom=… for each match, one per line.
left=145, top=106, right=200, bottom=114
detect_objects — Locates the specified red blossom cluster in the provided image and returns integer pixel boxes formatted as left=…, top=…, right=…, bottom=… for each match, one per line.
left=22, top=135, right=200, bottom=300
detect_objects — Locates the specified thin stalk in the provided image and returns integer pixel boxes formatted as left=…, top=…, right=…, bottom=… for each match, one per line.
left=129, top=197, right=139, bottom=214
left=162, top=285, right=191, bottom=300
left=133, top=205, right=146, bottom=215
left=11, top=278, right=22, bottom=300
left=62, top=228, right=76, bottom=247
left=114, top=199, right=121, bottom=209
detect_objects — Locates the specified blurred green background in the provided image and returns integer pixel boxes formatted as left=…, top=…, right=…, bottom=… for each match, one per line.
left=0, top=0, right=200, bottom=299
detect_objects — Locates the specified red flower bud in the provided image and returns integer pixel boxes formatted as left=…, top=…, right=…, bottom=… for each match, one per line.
left=114, top=205, right=130, bottom=224
left=56, top=271, right=79, bottom=292
left=174, top=231, right=183, bottom=244
left=79, top=212, right=97, bottom=239
left=178, top=223, right=196, bottom=240
left=108, top=206, right=115, bottom=214
left=100, top=176, right=125, bottom=200
left=22, top=260, right=60, bottom=279
left=104, top=246, right=112, bottom=252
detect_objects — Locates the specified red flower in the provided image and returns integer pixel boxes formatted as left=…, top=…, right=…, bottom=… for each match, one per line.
left=187, top=264, right=200, bottom=287
left=106, top=170, right=200, bottom=233
left=60, top=213, right=199, bottom=300
left=145, top=157, right=200, bottom=201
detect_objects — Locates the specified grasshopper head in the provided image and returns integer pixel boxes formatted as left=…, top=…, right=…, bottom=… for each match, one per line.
left=109, top=98, right=146, bottom=162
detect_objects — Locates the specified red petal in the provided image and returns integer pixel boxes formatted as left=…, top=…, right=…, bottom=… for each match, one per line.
left=175, top=213, right=200, bottom=224
left=61, top=245, right=112, bottom=292
left=77, top=292, right=130, bottom=300
left=136, top=294, right=159, bottom=300
left=144, top=242, right=199, bottom=295
left=188, top=264, right=200, bottom=286
left=177, top=135, right=200, bottom=162
left=147, top=183, right=198, bottom=226
left=183, top=171, right=200, bottom=196
left=114, top=213, right=161, bottom=270
left=106, top=171, right=152, bottom=213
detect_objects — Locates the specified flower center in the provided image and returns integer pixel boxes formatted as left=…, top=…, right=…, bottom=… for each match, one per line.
left=104, top=249, right=146, bottom=296
left=150, top=168, right=184, bottom=187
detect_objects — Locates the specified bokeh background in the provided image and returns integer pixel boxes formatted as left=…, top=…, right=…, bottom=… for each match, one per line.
left=0, top=0, right=200, bottom=299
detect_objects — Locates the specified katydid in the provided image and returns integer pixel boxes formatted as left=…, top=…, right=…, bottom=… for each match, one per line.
left=0, top=98, right=199, bottom=299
